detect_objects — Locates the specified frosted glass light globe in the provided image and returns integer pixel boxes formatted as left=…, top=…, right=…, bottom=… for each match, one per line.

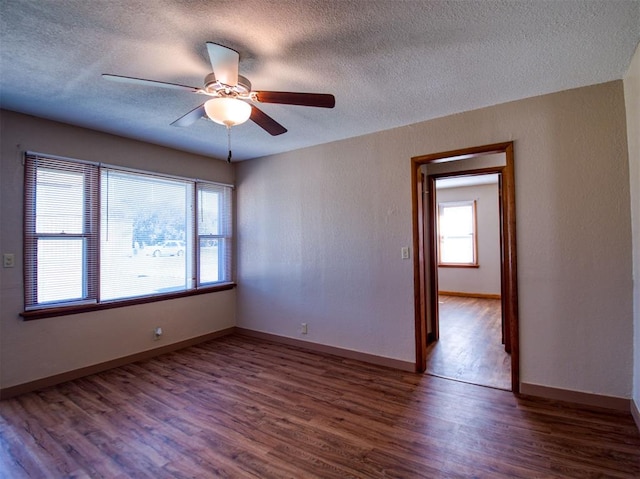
left=204, top=98, right=251, bottom=127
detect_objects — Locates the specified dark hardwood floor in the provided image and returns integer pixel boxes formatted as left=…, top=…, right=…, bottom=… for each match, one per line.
left=426, top=295, right=511, bottom=390
left=1, top=334, right=639, bottom=478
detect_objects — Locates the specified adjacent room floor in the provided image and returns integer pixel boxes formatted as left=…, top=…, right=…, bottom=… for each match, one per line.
left=425, top=295, right=511, bottom=390
left=1, top=335, right=639, bottom=478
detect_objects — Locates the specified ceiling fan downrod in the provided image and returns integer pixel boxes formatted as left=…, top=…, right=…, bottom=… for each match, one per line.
left=226, top=126, right=232, bottom=163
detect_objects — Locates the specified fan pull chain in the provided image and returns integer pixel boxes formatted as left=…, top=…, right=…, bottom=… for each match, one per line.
left=227, top=126, right=232, bottom=163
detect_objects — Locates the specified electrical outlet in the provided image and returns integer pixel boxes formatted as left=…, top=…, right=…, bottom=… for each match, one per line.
left=301, top=323, right=308, bottom=335
left=3, top=253, right=15, bottom=268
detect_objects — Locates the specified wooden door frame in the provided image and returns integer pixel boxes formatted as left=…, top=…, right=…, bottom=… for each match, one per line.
left=411, top=142, right=520, bottom=393
left=427, top=167, right=508, bottom=347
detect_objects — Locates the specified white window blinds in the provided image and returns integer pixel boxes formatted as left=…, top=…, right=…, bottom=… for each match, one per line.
left=24, top=153, right=233, bottom=311
left=24, top=155, right=99, bottom=308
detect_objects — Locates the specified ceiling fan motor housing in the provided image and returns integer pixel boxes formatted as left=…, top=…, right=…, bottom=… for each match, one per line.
left=204, top=73, right=251, bottom=97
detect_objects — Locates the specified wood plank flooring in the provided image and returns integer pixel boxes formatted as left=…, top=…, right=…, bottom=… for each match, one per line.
left=426, top=295, right=511, bottom=390
left=1, top=334, right=639, bottom=478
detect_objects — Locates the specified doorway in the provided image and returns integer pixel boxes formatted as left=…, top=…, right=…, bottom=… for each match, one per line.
left=411, top=142, right=519, bottom=393
left=426, top=173, right=510, bottom=390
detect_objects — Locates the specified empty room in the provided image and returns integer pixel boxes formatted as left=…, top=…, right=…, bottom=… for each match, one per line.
left=1, top=1, right=640, bottom=477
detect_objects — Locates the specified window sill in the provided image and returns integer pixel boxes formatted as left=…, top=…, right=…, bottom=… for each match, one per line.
left=20, top=282, right=236, bottom=321
left=438, top=264, right=479, bottom=268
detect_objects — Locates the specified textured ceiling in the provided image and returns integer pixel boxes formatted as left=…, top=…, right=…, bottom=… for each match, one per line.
left=1, top=0, right=639, bottom=161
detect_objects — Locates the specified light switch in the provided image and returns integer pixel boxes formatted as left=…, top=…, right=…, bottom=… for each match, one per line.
left=3, top=253, right=15, bottom=268
left=401, top=247, right=410, bottom=260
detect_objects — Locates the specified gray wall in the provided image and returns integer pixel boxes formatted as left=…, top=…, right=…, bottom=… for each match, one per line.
left=236, top=80, right=634, bottom=399
left=0, top=111, right=236, bottom=389
left=1, top=78, right=635, bottom=402
left=623, top=43, right=639, bottom=413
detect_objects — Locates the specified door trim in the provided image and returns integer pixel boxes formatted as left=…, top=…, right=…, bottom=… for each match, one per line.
left=411, top=142, right=519, bottom=393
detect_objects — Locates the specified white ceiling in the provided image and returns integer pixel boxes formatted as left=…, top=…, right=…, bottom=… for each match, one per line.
left=1, top=1, right=638, bottom=162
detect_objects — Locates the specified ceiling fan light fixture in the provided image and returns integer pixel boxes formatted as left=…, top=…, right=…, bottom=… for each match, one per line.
left=204, top=97, right=251, bottom=127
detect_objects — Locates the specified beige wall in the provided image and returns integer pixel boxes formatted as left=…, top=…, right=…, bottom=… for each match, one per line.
left=623, top=42, right=640, bottom=410
left=0, top=111, right=236, bottom=389
left=236, top=80, right=634, bottom=399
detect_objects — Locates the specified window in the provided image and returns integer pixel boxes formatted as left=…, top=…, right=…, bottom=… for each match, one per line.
left=100, top=169, right=194, bottom=301
left=197, top=183, right=232, bottom=285
left=24, top=153, right=233, bottom=313
left=24, top=157, right=99, bottom=307
left=437, top=200, right=478, bottom=267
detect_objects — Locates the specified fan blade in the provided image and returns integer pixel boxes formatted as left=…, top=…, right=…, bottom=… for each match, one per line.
left=254, top=91, right=335, bottom=108
left=102, top=74, right=200, bottom=93
left=171, top=104, right=206, bottom=127
left=250, top=105, right=287, bottom=136
left=206, top=42, right=239, bottom=87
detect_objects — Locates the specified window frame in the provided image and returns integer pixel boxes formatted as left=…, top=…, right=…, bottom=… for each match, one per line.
left=196, top=182, right=233, bottom=288
left=24, top=156, right=100, bottom=308
left=437, top=200, right=479, bottom=268
left=22, top=152, right=235, bottom=321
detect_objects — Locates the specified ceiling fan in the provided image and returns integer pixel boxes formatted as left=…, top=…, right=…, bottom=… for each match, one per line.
left=102, top=42, right=336, bottom=140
